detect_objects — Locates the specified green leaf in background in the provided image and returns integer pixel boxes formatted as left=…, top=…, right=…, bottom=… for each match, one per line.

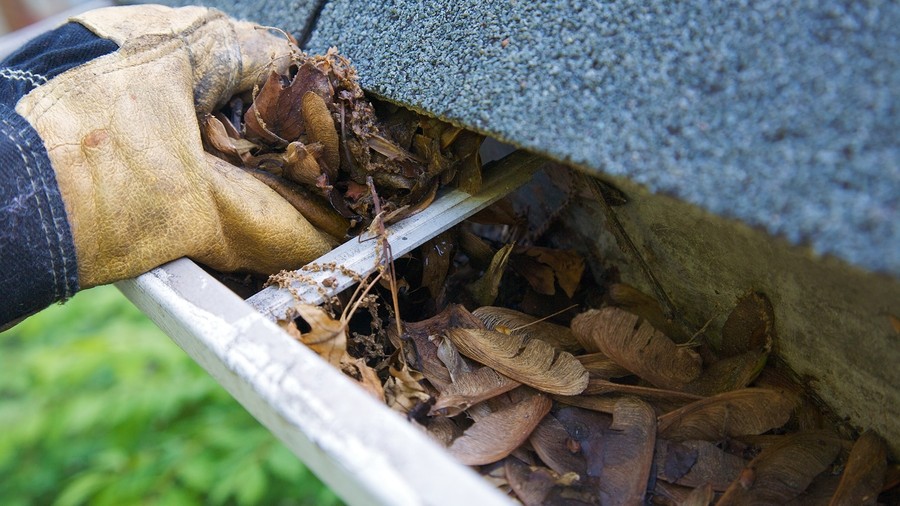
left=0, top=285, right=341, bottom=506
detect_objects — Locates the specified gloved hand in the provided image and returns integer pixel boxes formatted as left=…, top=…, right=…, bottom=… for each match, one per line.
left=14, top=4, right=335, bottom=289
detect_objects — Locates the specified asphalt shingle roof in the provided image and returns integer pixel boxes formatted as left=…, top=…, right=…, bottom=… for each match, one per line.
left=169, top=0, right=900, bottom=275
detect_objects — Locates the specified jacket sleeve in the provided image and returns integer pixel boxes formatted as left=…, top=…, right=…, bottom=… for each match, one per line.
left=1, top=22, right=117, bottom=327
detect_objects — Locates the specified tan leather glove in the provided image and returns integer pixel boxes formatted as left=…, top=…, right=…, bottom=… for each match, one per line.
left=15, top=5, right=335, bottom=288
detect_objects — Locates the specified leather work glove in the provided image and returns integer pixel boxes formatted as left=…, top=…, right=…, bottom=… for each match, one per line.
left=0, top=5, right=335, bottom=326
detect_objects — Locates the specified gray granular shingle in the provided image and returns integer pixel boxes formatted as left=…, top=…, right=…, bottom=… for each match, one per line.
left=164, top=0, right=900, bottom=276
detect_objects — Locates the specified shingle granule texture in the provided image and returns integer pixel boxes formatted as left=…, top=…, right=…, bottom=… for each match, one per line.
left=163, top=0, right=900, bottom=276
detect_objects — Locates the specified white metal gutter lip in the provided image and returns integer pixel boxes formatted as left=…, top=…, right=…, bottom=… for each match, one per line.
left=118, top=152, right=546, bottom=505
left=118, top=259, right=514, bottom=506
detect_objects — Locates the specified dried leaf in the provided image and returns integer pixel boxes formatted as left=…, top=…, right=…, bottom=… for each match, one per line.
left=458, top=229, right=495, bottom=269
left=447, top=390, right=552, bottom=465
left=656, top=439, right=747, bottom=491
left=293, top=60, right=335, bottom=102
left=467, top=243, right=514, bottom=306
left=583, top=378, right=705, bottom=406
left=436, top=333, right=477, bottom=381
left=529, top=414, right=588, bottom=476
left=474, top=306, right=582, bottom=353
left=244, top=70, right=303, bottom=144
left=402, top=305, right=485, bottom=391
left=657, top=388, right=797, bottom=441
left=421, top=231, right=455, bottom=302
left=683, top=349, right=769, bottom=396
left=719, top=292, right=775, bottom=356
left=718, top=431, right=843, bottom=505
left=787, top=471, right=842, bottom=506
left=828, top=430, right=888, bottom=506
left=201, top=113, right=257, bottom=164
left=301, top=91, right=340, bottom=179
left=384, top=362, right=431, bottom=414
left=653, top=481, right=698, bottom=505
left=423, top=416, right=463, bottom=447
left=282, top=141, right=325, bottom=186
left=591, top=397, right=657, bottom=506
left=575, top=353, right=632, bottom=379
left=681, top=483, right=714, bottom=506
left=285, top=304, right=346, bottom=367
left=504, top=458, right=595, bottom=506
left=341, top=356, right=385, bottom=401
left=430, top=366, right=520, bottom=417
left=607, top=283, right=686, bottom=342
left=446, top=328, right=589, bottom=396
left=571, top=307, right=702, bottom=390
left=511, top=246, right=585, bottom=298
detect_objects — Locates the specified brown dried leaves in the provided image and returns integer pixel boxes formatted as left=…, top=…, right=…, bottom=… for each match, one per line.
left=657, top=388, right=797, bottom=441
left=446, top=328, right=589, bottom=396
left=571, top=307, right=702, bottom=390
left=447, top=390, right=552, bottom=465
left=206, top=48, right=485, bottom=238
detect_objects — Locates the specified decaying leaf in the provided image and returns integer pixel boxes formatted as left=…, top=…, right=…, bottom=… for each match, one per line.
left=571, top=307, right=702, bottom=390
left=436, top=331, right=476, bottom=381
left=681, top=483, right=714, bottom=506
left=201, top=113, right=258, bottom=164
left=447, top=390, right=552, bottom=465
left=590, top=397, right=657, bottom=506
left=657, top=388, right=797, bottom=441
left=430, top=365, right=520, bottom=417
left=509, top=246, right=584, bottom=298
left=683, top=349, right=769, bottom=396
left=504, top=458, right=595, bottom=506
left=423, top=416, right=463, bottom=447
left=473, top=306, right=582, bottom=353
left=467, top=243, right=514, bottom=307
left=828, top=430, right=888, bottom=506
left=458, top=229, right=496, bottom=269
left=718, top=431, right=843, bottom=505
left=607, top=283, right=686, bottom=343
left=719, top=292, right=775, bottom=357
left=655, top=439, right=747, bottom=491
left=446, top=328, right=589, bottom=396
left=402, top=304, right=485, bottom=391
left=421, top=231, right=455, bottom=304
left=341, top=356, right=385, bottom=401
left=244, top=70, right=307, bottom=144
left=281, top=141, right=325, bottom=186
left=528, top=414, right=588, bottom=476
left=384, top=362, right=431, bottom=414
left=284, top=304, right=347, bottom=367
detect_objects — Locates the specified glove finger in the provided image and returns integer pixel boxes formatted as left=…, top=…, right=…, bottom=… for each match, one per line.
left=194, top=154, right=336, bottom=275
left=230, top=19, right=299, bottom=96
left=72, top=5, right=297, bottom=113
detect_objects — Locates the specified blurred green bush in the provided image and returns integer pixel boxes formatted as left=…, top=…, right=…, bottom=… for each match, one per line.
left=0, top=286, right=340, bottom=506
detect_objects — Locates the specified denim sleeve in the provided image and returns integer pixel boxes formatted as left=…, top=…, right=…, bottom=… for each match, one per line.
left=0, top=23, right=118, bottom=326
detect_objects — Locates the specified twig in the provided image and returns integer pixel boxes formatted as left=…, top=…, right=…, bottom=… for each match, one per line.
left=367, top=176, right=404, bottom=341
left=584, top=173, right=678, bottom=321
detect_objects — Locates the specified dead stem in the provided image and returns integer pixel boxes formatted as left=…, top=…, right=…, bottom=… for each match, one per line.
left=583, top=173, right=678, bottom=321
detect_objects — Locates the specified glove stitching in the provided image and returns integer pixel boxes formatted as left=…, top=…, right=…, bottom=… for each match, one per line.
left=0, top=117, right=72, bottom=299
left=0, top=68, right=49, bottom=90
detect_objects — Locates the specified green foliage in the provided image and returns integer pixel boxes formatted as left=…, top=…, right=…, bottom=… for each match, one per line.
left=0, top=286, right=340, bottom=506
